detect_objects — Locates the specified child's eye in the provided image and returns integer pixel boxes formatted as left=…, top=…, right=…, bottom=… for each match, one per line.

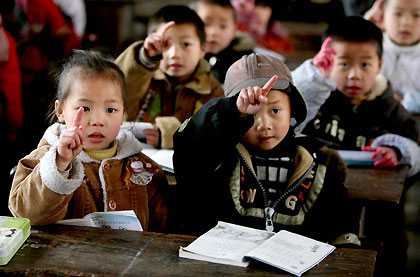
left=394, top=12, right=401, bottom=17
left=82, top=106, right=90, bottom=112
left=107, top=108, right=116, bottom=113
left=183, top=42, right=191, bottom=47
left=362, top=63, right=370, bottom=68
left=414, top=13, right=420, bottom=18
left=272, top=109, right=280, bottom=114
left=339, top=63, right=348, bottom=67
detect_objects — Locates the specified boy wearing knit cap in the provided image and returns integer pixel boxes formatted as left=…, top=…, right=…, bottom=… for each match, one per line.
left=173, top=54, right=359, bottom=247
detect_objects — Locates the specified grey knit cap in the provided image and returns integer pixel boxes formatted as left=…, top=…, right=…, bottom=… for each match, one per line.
left=224, top=53, right=307, bottom=126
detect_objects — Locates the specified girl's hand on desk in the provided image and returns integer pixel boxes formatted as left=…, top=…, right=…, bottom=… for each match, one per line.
left=362, top=145, right=398, bottom=168
left=57, top=107, right=84, bottom=171
left=143, top=127, right=160, bottom=148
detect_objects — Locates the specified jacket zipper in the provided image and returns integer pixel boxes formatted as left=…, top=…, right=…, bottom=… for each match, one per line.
left=236, top=146, right=316, bottom=232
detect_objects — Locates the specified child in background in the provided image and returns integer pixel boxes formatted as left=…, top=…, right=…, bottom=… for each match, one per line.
left=0, top=14, right=22, bottom=144
left=190, top=0, right=254, bottom=84
left=9, top=50, right=169, bottom=232
left=0, top=14, right=22, bottom=217
left=293, top=16, right=420, bottom=178
left=116, top=5, right=224, bottom=149
left=365, top=0, right=420, bottom=114
left=292, top=16, right=420, bottom=274
left=231, top=0, right=292, bottom=54
left=173, top=53, right=360, bottom=247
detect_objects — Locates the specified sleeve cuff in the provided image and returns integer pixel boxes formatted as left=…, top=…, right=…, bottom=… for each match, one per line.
left=139, top=46, right=160, bottom=69
left=39, top=146, right=85, bottom=195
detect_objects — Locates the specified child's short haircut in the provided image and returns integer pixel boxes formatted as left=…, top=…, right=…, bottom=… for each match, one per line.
left=324, top=16, right=383, bottom=58
left=189, top=0, right=235, bottom=16
left=147, top=5, right=206, bottom=45
left=49, top=50, right=127, bottom=123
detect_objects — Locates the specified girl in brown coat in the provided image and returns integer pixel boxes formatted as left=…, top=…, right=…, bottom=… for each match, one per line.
left=9, top=50, right=169, bottom=231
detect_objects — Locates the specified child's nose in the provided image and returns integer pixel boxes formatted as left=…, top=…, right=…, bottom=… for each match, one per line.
left=256, top=114, right=272, bottom=131
left=207, top=26, right=217, bottom=37
left=401, top=14, right=413, bottom=26
left=89, top=111, right=105, bottom=126
left=348, top=66, right=361, bottom=79
left=167, top=44, right=179, bottom=58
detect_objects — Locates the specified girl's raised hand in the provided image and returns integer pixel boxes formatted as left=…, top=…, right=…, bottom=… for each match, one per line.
left=56, top=107, right=84, bottom=171
left=236, top=75, right=278, bottom=115
left=313, top=37, right=336, bottom=78
left=144, top=21, right=175, bottom=59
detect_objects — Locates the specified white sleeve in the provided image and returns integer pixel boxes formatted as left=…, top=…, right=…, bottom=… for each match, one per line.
left=371, top=134, right=420, bottom=177
left=291, top=59, right=336, bottom=132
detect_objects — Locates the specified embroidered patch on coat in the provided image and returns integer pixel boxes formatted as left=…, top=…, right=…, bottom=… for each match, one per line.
left=128, top=160, right=154, bottom=186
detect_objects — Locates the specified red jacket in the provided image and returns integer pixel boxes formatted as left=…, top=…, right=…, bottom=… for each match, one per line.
left=0, top=25, right=23, bottom=133
left=14, top=0, right=80, bottom=83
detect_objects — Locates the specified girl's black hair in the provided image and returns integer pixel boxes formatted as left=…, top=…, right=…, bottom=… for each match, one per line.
left=48, top=50, right=127, bottom=124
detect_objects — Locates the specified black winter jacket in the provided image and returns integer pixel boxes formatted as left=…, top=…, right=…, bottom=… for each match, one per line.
left=173, top=96, right=359, bottom=244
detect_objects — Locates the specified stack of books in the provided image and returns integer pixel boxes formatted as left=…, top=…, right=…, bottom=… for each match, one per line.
left=0, top=216, right=31, bottom=265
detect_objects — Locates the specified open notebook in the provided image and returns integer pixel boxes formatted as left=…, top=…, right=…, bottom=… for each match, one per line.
left=179, top=221, right=335, bottom=276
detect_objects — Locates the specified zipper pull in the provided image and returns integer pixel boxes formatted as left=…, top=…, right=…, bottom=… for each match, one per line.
left=264, top=207, right=275, bottom=232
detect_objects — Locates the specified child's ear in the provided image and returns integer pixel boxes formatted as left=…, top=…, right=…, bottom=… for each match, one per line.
left=55, top=100, right=65, bottom=123
left=378, top=57, right=383, bottom=71
left=200, top=43, right=206, bottom=58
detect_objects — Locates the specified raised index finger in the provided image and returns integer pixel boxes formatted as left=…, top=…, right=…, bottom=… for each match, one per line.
left=72, top=107, right=84, bottom=128
left=321, top=37, right=333, bottom=51
left=157, top=21, right=175, bottom=36
left=262, top=75, right=278, bottom=96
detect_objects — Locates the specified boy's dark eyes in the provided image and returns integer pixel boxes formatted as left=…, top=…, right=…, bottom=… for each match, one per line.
left=272, top=108, right=280, bottom=114
left=183, top=42, right=191, bottom=47
left=82, top=106, right=90, bottom=112
left=107, top=108, right=116, bottom=113
left=339, top=63, right=348, bottom=67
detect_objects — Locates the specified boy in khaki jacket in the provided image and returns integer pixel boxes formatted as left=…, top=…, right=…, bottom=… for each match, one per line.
left=116, top=5, right=224, bottom=149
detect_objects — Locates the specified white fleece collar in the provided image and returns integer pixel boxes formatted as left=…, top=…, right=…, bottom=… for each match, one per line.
left=367, top=73, right=388, bottom=101
left=383, top=32, right=420, bottom=54
left=44, top=123, right=143, bottom=162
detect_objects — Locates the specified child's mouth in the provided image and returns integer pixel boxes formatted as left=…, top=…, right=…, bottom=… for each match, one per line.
left=347, top=86, right=361, bottom=94
left=88, top=133, right=105, bottom=143
left=259, top=136, right=274, bottom=143
left=400, top=30, right=411, bottom=36
left=170, top=64, right=182, bottom=70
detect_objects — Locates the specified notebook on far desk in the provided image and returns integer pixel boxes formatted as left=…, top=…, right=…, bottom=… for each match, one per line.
left=337, top=150, right=380, bottom=166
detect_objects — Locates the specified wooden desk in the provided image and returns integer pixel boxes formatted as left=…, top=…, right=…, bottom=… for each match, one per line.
left=167, top=165, right=408, bottom=204
left=1, top=225, right=376, bottom=276
left=344, top=165, right=408, bottom=204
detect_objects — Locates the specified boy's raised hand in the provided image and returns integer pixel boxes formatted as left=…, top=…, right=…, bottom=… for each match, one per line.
left=144, top=21, right=175, bottom=59
left=237, top=75, right=278, bottom=116
left=56, top=107, right=84, bottom=171
left=313, top=37, right=336, bottom=78
left=364, top=0, right=384, bottom=30
left=362, top=145, right=398, bottom=168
